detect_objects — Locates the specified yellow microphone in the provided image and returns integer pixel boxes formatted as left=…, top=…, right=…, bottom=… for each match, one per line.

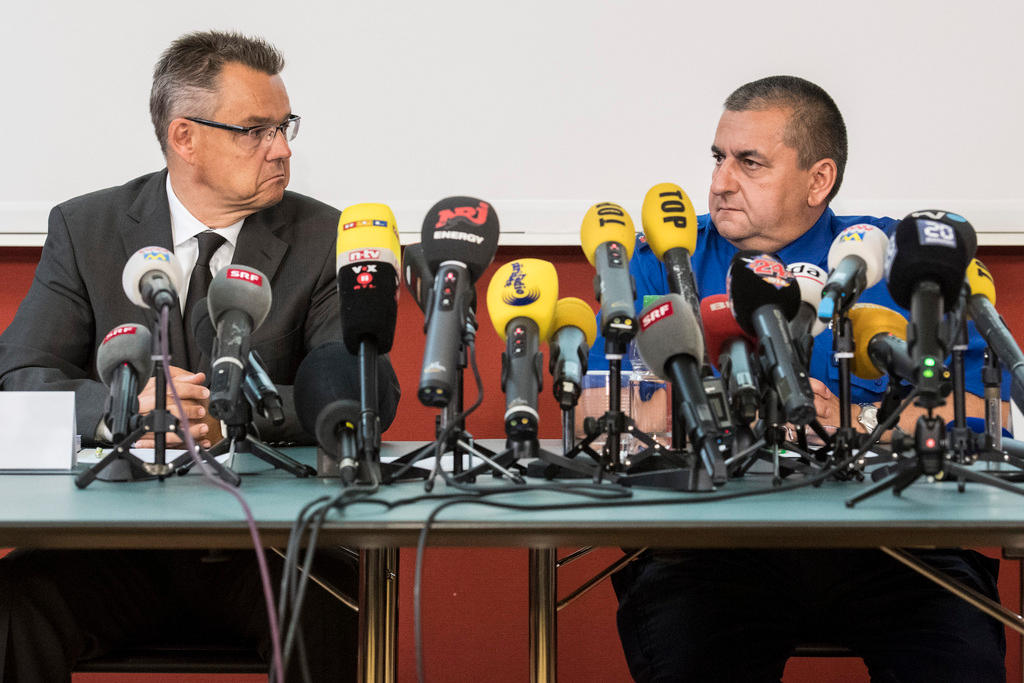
left=486, top=258, right=559, bottom=440
left=640, top=182, right=706, bottom=358
left=335, top=203, right=401, bottom=355
left=848, top=304, right=950, bottom=389
left=965, top=258, right=1024, bottom=412
left=548, top=297, right=598, bottom=409
left=580, top=202, right=636, bottom=347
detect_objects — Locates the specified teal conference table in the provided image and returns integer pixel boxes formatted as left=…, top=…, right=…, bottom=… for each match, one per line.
left=3, top=443, right=1024, bottom=681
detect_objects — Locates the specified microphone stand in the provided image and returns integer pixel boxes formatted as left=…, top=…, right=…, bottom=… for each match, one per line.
left=826, top=312, right=865, bottom=480
left=77, top=314, right=239, bottom=488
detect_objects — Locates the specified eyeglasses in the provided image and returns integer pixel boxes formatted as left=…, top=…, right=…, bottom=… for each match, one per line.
left=185, top=114, right=301, bottom=151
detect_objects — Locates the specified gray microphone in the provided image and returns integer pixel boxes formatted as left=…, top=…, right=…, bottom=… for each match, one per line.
left=207, top=266, right=272, bottom=419
left=96, top=323, right=154, bottom=441
left=121, top=246, right=185, bottom=312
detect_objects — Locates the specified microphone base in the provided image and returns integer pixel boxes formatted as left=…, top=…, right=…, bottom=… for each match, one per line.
left=183, top=433, right=315, bottom=479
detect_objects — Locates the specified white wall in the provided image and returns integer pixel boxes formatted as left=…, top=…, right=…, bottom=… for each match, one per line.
left=2, top=0, right=1022, bottom=245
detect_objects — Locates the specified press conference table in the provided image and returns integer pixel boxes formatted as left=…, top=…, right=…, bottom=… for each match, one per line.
left=5, top=442, right=1024, bottom=682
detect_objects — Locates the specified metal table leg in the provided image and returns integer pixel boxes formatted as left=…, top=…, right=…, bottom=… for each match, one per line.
left=358, top=548, right=399, bottom=683
left=529, top=547, right=557, bottom=683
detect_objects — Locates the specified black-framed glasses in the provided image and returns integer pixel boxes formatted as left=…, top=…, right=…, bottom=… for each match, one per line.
left=185, top=114, right=301, bottom=151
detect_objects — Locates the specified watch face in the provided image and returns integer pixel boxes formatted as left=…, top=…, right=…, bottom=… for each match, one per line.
left=858, top=404, right=879, bottom=431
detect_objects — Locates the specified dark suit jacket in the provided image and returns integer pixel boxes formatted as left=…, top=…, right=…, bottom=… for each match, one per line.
left=0, top=170, right=399, bottom=444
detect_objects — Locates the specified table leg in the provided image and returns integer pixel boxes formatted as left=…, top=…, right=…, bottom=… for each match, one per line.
left=358, top=548, right=398, bottom=683
left=529, top=547, right=557, bottom=683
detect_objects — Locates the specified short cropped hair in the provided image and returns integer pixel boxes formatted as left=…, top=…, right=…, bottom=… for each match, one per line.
left=150, top=30, right=285, bottom=155
left=725, top=76, right=848, bottom=204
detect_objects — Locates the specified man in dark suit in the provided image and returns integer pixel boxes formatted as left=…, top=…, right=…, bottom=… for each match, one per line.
left=0, top=31, right=394, bottom=681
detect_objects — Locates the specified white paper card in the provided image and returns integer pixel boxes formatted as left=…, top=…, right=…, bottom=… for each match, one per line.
left=0, top=392, right=76, bottom=470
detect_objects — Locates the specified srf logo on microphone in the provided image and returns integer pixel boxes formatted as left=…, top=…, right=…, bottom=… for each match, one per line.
left=434, top=201, right=490, bottom=228
left=103, top=325, right=138, bottom=343
left=227, top=269, right=263, bottom=286
left=641, top=301, right=673, bottom=330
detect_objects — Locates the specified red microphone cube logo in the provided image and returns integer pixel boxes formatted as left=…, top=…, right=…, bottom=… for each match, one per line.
left=227, top=268, right=263, bottom=286
left=641, top=300, right=673, bottom=331
left=103, top=325, right=138, bottom=344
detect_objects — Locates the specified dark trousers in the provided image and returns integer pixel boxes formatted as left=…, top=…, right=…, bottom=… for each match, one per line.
left=612, top=548, right=1005, bottom=683
left=0, top=547, right=358, bottom=682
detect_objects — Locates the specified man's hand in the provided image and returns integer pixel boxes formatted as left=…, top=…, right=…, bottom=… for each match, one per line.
left=808, top=377, right=847, bottom=432
left=134, top=367, right=222, bottom=449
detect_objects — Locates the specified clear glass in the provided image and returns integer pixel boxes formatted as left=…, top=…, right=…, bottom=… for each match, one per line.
left=627, top=341, right=672, bottom=453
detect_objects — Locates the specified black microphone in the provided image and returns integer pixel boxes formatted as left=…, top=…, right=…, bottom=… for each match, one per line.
left=548, top=297, right=597, bottom=409
left=816, top=224, right=889, bottom=320
left=417, top=197, right=500, bottom=407
left=294, top=342, right=397, bottom=483
left=190, top=298, right=284, bottom=425
left=403, top=242, right=434, bottom=314
left=96, top=324, right=154, bottom=441
left=121, top=246, right=185, bottom=312
left=580, top=202, right=637, bottom=348
left=206, top=266, right=272, bottom=419
left=727, top=251, right=815, bottom=425
left=635, top=294, right=725, bottom=476
left=884, top=210, right=975, bottom=404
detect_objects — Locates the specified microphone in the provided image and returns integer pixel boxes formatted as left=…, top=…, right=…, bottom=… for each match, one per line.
left=635, top=294, right=722, bottom=475
left=786, top=262, right=828, bottom=363
left=816, top=224, right=889, bottom=320
left=190, top=298, right=284, bottom=425
left=847, top=304, right=952, bottom=398
left=336, top=203, right=401, bottom=355
left=418, top=197, right=500, bottom=407
left=294, top=343, right=362, bottom=483
left=700, top=294, right=760, bottom=424
left=640, top=183, right=705, bottom=340
left=486, top=258, right=559, bottom=440
left=121, top=246, right=185, bottom=312
left=884, top=210, right=975, bottom=402
left=402, top=242, right=434, bottom=313
left=96, top=323, right=154, bottom=441
left=965, top=258, right=1024, bottom=411
left=580, top=202, right=636, bottom=348
left=206, top=266, right=272, bottom=420
left=548, top=297, right=598, bottom=409
left=727, top=251, right=816, bottom=425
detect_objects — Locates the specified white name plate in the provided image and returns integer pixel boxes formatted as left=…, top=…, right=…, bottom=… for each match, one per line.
left=0, top=392, right=76, bottom=470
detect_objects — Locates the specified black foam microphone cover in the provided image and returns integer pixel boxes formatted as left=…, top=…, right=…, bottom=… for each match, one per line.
left=403, top=242, right=434, bottom=313
left=726, top=251, right=801, bottom=336
left=420, top=196, right=500, bottom=281
left=884, top=210, right=975, bottom=309
left=294, top=341, right=400, bottom=441
left=337, top=260, right=400, bottom=354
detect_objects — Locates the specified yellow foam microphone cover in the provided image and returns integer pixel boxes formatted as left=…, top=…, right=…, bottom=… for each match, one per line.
left=847, top=303, right=908, bottom=380
left=966, top=258, right=996, bottom=306
left=580, top=202, right=635, bottom=266
left=486, top=258, right=559, bottom=340
left=337, top=203, right=400, bottom=269
left=641, top=182, right=698, bottom=258
left=550, top=297, right=598, bottom=348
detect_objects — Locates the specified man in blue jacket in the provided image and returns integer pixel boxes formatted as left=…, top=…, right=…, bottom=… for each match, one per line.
left=603, top=76, right=1007, bottom=682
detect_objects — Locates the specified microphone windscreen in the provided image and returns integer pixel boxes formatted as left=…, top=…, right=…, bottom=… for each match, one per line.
left=726, top=251, right=801, bottom=336
left=96, top=323, right=154, bottom=385
left=826, top=224, right=889, bottom=288
left=700, top=293, right=754, bottom=368
left=336, top=203, right=401, bottom=271
left=420, top=197, right=500, bottom=282
left=337, top=261, right=400, bottom=354
left=847, top=303, right=907, bottom=379
left=486, top=258, right=559, bottom=340
left=580, top=202, right=635, bottom=265
left=966, top=258, right=996, bottom=305
left=641, top=182, right=698, bottom=258
left=550, top=297, right=597, bottom=347
left=403, top=242, right=434, bottom=312
left=189, top=297, right=215, bottom=360
left=635, top=294, right=704, bottom=380
left=121, top=246, right=184, bottom=307
left=787, top=261, right=828, bottom=336
left=884, top=210, right=975, bottom=309
left=293, top=341, right=399, bottom=437
left=207, top=265, right=272, bottom=329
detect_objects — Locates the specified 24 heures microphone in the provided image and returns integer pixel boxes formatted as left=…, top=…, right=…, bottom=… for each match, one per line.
left=418, top=197, right=500, bottom=407
left=486, top=258, right=559, bottom=440
left=97, top=323, right=154, bottom=441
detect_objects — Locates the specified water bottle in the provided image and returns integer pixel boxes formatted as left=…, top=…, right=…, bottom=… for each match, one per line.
left=628, top=297, right=672, bottom=452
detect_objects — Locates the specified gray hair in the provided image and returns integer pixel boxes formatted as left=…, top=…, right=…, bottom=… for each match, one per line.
left=150, top=30, right=285, bottom=155
left=725, top=76, right=848, bottom=204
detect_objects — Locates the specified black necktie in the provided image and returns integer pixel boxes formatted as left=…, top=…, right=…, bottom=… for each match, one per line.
left=183, top=230, right=227, bottom=370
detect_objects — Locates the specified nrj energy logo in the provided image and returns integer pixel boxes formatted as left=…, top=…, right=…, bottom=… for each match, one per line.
left=435, top=201, right=490, bottom=228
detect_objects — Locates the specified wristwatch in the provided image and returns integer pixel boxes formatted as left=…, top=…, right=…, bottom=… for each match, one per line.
left=857, top=403, right=879, bottom=432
